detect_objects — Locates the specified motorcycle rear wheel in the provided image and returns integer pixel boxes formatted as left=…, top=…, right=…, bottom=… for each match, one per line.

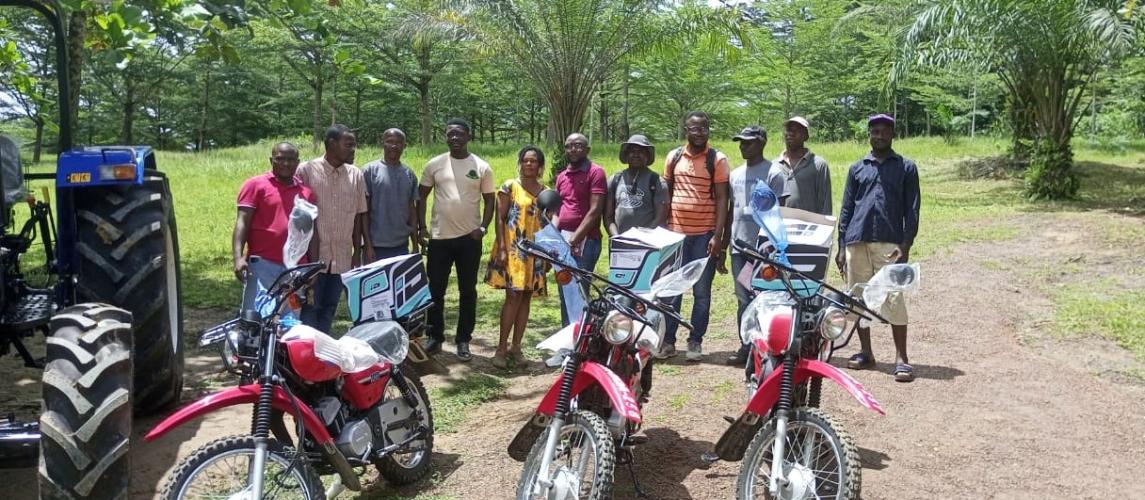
left=516, top=410, right=616, bottom=500
left=736, top=408, right=861, bottom=500
left=160, top=435, right=324, bottom=500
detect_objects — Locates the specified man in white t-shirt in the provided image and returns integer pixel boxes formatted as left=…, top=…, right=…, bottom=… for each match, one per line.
left=417, top=118, right=495, bottom=361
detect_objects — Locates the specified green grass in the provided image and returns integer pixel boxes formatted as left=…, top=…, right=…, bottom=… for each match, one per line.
left=426, top=372, right=508, bottom=433
left=1054, top=286, right=1145, bottom=360
left=667, top=394, right=689, bottom=412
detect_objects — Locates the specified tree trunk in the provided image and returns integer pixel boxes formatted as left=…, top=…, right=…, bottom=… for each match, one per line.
left=65, top=10, right=86, bottom=149
left=197, top=68, right=211, bottom=151
left=32, top=118, right=44, bottom=163
left=353, top=83, right=363, bottom=130
left=418, top=84, right=432, bottom=145
left=118, top=79, right=136, bottom=144
left=312, top=75, right=324, bottom=150
left=620, top=62, right=630, bottom=139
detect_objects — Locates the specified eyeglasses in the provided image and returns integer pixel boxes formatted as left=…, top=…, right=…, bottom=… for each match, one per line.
left=564, top=142, right=588, bottom=150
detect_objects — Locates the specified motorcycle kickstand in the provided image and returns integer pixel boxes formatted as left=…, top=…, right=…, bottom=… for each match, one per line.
left=618, top=445, right=649, bottom=499
left=625, top=457, right=649, bottom=498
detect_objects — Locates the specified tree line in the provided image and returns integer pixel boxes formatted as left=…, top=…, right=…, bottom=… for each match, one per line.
left=1, top=0, right=1142, bottom=199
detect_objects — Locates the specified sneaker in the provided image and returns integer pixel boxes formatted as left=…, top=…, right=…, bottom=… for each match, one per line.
left=456, top=342, right=472, bottom=362
left=685, top=342, right=703, bottom=362
left=424, top=338, right=443, bottom=355
left=654, top=343, right=677, bottom=359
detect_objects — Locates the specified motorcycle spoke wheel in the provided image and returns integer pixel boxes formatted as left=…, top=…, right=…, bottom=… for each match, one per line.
left=161, top=436, right=323, bottom=500
left=737, top=408, right=861, bottom=500
left=517, top=410, right=616, bottom=500
left=376, top=365, right=436, bottom=485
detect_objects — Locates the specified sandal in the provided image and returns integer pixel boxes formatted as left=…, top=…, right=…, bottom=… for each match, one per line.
left=509, top=350, right=530, bottom=368
left=894, top=363, right=914, bottom=382
left=847, top=353, right=876, bottom=370
left=491, top=352, right=509, bottom=369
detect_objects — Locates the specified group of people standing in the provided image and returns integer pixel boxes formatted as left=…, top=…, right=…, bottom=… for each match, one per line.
left=232, top=111, right=920, bottom=381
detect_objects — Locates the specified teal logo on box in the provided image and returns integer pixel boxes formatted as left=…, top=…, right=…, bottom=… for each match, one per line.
left=608, top=227, right=685, bottom=293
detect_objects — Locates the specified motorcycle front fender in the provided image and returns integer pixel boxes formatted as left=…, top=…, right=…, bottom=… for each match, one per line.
left=744, top=358, right=885, bottom=416
left=713, top=358, right=884, bottom=462
left=536, top=360, right=642, bottom=424
left=144, top=384, right=334, bottom=444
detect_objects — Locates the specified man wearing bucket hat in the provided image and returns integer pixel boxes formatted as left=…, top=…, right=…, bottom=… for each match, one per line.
left=837, top=113, right=921, bottom=382
left=604, top=134, right=668, bottom=236
left=769, top=116, right=833, bottom=216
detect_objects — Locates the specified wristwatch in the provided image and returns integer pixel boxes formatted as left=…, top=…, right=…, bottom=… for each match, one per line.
left=479, top=226, right=487, bottom=235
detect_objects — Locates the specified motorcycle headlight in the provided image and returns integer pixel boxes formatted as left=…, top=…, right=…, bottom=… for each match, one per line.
left=819, top=307, right=847, bottom=341
left=740, top=291, right=792, bottom=346
left=602, top=311, right=634, bottom=345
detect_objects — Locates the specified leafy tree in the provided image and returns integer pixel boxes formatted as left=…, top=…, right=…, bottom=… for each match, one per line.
left=900, top=0, right=1144, bottom=199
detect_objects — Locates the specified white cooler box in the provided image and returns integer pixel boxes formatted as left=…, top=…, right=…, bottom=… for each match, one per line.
left=608, top=227, right=684, bottom=293
left=341, top=254, right=431, bottom=325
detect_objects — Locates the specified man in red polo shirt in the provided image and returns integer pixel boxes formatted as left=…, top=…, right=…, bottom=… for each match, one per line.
left=233, top=142, right=316, bottom=315
left=555, top=132, right=607, bottom=326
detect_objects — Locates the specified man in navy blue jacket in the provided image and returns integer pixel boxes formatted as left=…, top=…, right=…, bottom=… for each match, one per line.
left=836, top=114, right=921, bottom=382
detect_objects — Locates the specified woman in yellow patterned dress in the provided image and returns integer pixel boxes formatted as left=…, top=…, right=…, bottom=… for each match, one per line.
left=485, top=145, right=548, bottom=368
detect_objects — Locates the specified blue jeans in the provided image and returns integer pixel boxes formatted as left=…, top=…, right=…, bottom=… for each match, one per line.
left=731, top=252, right=753, bottom=356
left=664, top=231, right=717, bottom=345
left=559, top=236, right=602, bottom=326
left=373, top=244, right=409, bottom=261
left=301, top=272, right=345, bottom=334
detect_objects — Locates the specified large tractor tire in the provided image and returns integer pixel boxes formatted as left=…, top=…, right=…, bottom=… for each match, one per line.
left=74, top=169, right=183, bottom=414
left=39, top=304, right=133, bottom=500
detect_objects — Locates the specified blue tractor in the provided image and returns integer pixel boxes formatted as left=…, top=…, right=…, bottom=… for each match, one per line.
left=0, top=1, right=184, bottom=497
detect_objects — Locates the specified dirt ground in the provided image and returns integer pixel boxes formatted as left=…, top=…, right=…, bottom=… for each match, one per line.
left=3, top=211, right=1144, bottom=499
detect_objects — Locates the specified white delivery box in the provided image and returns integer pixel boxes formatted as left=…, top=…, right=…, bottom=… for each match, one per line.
left=608, top=227, right=685, bottom=293
left=749, top=208, right=836, bottom=295
left=341, top=254, right=431, bottom=325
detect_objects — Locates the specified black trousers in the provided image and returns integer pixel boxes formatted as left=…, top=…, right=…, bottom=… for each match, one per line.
left=426, top=235, right=481, bottom=344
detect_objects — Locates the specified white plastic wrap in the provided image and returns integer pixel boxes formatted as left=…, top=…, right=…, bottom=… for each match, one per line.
left=739, top=291, right=793, bottom=345
left=862, top=263, right=921, bottom=311
left=283, top=196, right=318, bottom=268
left=281, top=324, right=383, bottom=373
left=649, top=257, right=709, bottom=298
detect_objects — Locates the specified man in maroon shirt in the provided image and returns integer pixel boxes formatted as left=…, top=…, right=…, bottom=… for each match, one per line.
left=555, top=132, right=607, bottom=326
left=233, top=142, right=316, bottom=314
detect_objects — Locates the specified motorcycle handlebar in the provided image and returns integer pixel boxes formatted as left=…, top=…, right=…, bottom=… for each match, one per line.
left=517, top=240, right=692, bottom=331
left=731, top=239, right=889, bottom=324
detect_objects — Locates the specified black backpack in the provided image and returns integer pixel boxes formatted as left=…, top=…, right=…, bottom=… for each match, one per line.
left=667, top=147, right=718, bottom=199
left=608, top=170, right=660, bottom=201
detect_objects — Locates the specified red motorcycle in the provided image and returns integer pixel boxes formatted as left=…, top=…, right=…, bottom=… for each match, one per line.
left=712, top=239, right=916, bottom=500
left=507, top=237, right=706, bottom=499
left=146, top=262, right=434, bottom=499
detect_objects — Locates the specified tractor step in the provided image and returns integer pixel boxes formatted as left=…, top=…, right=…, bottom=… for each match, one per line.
left=0, top=291, right=54, bottom=335
left=0, top=416, right=39, bottom=469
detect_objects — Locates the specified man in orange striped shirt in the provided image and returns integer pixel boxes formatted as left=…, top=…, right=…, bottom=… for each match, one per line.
left=657, top=111, right=730, bottom=362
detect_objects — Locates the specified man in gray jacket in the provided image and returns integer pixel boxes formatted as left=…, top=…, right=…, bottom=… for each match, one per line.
left=769, top=116, right=832, bottom=215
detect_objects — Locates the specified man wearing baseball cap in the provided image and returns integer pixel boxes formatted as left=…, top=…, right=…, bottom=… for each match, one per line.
left=769, top=116, right=832, bottom=216
left=837, top=113, right=921, bottom=382
left=724, top=125, right=774, bottom=365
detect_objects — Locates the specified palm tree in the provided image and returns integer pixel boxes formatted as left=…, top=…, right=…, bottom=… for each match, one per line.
left=898, top=0, right=1142, bottom=199
left=456, top=0, right=746, bottom=145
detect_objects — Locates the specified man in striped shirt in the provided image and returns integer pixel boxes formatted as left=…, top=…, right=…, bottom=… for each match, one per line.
left=657, top=111, right=730, bottom=362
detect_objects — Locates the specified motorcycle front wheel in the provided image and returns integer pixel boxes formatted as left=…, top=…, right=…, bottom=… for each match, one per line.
left=160, top=435, right=324, bottom=500
left=736, top=408, right=861, bottom=500
left=374, top=365, right=435, bottom=485
left=516, top=410, right=616, bottom=500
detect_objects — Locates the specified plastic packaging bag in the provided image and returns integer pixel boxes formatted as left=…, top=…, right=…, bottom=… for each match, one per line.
left=282, top=324, right=383, bottom=373
left=862, top=263, right=921, bottom=311
left=283, top=196, right=318, bottom=268
left=748, top=179, right=790, bottom=266
left=535, top=223, right=586, bottom=321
